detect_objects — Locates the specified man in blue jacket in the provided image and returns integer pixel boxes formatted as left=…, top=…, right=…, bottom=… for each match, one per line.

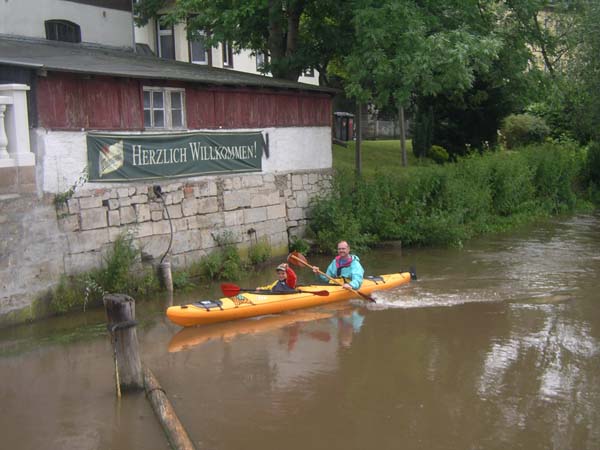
left=312, top=240, right=364, bottom=290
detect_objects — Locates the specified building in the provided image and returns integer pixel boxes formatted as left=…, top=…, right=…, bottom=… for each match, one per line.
left=0, top=0, right=334, bottom=326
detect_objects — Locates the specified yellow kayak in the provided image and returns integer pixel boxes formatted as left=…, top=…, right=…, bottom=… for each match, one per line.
left=166, top=272, right=414, bottom=327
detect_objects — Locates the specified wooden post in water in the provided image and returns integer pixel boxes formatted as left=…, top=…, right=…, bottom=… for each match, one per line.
left=104, top=293, right=143, bottom=392
left=144, top=368, right=197, bottom=450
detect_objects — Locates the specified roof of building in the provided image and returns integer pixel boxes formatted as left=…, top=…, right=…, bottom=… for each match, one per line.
left=0, top=35, right=336, bottom=94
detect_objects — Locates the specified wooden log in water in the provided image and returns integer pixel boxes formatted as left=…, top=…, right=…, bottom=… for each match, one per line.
left=144, top=368, right=196, bottom=450
left=104, top=293, right=143, bottom=391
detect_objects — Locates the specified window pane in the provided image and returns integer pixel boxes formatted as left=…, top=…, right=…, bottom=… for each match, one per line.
left=153, top=92, right=163, bottom=108
left=144, top=110, right=151, bottom=127
left=170, top=91, right=181, bottom=109
left=190, top=36, right=207, bottom=63
left=153, top=110, right=164, bottom=127
left=160, top=35, right=175, bottom=59
left=171, top=110, right=182, bottom=128
left=143, top=91, right=151, bottom=108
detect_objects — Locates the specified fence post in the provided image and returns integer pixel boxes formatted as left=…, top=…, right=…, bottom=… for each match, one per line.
left=104, top=293, right=143, bottom=392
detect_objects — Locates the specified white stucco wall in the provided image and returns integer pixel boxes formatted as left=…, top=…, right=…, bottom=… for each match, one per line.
left=32, top=126, right=332, bottom=194
left=0, top=0, right=134, bottom=48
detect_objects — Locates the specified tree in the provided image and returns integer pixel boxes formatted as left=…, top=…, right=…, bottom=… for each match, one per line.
left=343, top=0, right=502, bottom=165
left=134, top=0, right=354, bottom=83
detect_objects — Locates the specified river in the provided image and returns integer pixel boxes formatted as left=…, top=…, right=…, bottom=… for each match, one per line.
left=1, top=213, right=599, bottom=450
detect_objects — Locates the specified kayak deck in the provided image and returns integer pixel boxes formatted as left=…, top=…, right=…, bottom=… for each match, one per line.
left=166, top=272, right=412, bottom=327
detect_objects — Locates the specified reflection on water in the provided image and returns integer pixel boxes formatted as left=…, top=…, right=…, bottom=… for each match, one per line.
left=1, top=214, right=600, bottom=450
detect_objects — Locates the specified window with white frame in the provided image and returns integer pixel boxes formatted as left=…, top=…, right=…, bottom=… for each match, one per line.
left=190, top=30, right=209, bottom=65
left=157, top=19, right=175, bottom=59
left=222, top=41, right=233, bottom=68
left=256, top=51, right=267, bottom=71
left=143, top=87, right=186, bottom=129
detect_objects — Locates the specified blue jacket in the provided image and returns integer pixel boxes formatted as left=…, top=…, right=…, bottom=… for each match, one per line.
left=319, top=254, right=364, bottom=290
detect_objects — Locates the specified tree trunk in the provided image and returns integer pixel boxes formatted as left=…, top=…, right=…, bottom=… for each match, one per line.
left=399, top=105, right=407, bottom=167
left=355, top=102, right=362, bottom=176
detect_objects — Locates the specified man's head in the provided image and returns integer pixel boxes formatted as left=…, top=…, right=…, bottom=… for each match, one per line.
left=337, top=241, right=350, bottom=259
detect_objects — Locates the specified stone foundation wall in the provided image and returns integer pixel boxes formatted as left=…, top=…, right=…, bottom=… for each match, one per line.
left=0, top=169, right=331, bottom=327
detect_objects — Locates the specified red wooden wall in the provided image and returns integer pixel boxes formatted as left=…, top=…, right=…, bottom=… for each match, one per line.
left=36, top=73, right=332, bottom=131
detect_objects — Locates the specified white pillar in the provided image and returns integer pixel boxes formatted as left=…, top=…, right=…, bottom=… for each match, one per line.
left=0, top=102, right=9, bottom=159
left=0, top=84, right=35, bottom=167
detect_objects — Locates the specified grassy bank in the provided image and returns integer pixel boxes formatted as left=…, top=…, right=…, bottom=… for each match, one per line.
left=311, top=140, right=594, bottom=252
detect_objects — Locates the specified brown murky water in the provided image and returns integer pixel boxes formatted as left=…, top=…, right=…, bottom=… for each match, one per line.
left=1, top=214, right=599, bottom=450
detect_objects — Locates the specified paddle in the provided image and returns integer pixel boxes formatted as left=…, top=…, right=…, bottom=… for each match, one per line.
left=287, top=252, right=377, bottom=303
left=220, top=283, right=330, bottom=298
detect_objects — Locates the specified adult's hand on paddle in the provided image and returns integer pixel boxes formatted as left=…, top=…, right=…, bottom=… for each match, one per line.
left=311, top=265, right=320, bottom=274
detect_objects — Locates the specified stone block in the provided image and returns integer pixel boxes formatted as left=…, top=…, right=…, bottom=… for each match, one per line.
left=107, top=209, right=120, bottom=227
left=181, top=198, right=198, bottom=216
left=170, top=190, right=184, bottom=204
left=223, top=191, right=251, bottom=210
left=58, top=215, right=79, bottom=232
left=250, top=190, right=280, bottom=208
left=197, top=180, right=218, bottom=197
left=296, top=190, right=310, bottom=208
left=64, top=250, right=104, bottom=274
left=244, top=207, right=267, bottom=224
left=120, top=206, right=136, bottom=224
left=136, top=221, right=154, bottom=238
left=151, top=210, right=163, bottom=221
left=242, top=175, right=263, bottom=188
left=224, top=210, right=244, bottom=227
left=80, top=207, right=107, bottom=230
left=197, top=212, right=225, bottom=229
left=173, top=217, right=189, bottom=232
left=79, top=196, right=102, bottom=209
left=288, top=207, right=304, bottom=221
left=171, top=230, right=203, bottom=254
left=267, top=203, right=286, bottom=220
left=152, top=220, right=171, bottom=235
left=67, top=198, right=80, bottom=214
left=107, top=199, right=119, bottom=210
left=166, top=204, right=183, bottom=219
left=117, top=188, right=129, bottom=198
left=291, top=174, right=303, bottom=190
left=223, top=176, right=242, bottom=190
left=135, top=204, right=151, bottom=222
left=66, top=228, right=110, bottom=253
left=198, top=196, right=219, bottom=213
left=131, top=194, right=148, bottom=204
left=119, top=196, right=132, bottom=207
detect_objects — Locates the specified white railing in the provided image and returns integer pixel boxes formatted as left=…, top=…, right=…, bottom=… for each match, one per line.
left=0, top=84, right=35, bottom=168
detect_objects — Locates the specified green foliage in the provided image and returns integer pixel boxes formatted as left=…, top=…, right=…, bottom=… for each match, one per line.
left=413, top=105, right=434, bottom=158
left=313, top=141, right=587, bottom=250
left=135, top=0, right=354, bottom=82
left=248, top=238, right=272, bottom=265
left=289, top=235, right=310, bottom=254
left=192, top=231, right=245, bottom=281
left=501, top=114, right=550, bottom=149
left=428, top=145, right=450, bottom=164
left=48, top=232, right=161, bottom=314
left=585, top=141, right=600, bottom=186
left=172, top=270, right=194, bottom=290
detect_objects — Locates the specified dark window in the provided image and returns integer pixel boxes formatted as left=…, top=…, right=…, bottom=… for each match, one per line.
left=222, top=41, right=233, bottom=68
left=157, top=19, right=175, bottom=59
left=45, top=20, right=81, bottom=43
left=303, top=67, right=314, bottom=77
left=256, top=51, right=267, bottom=71
left=190, top=31, right=209, bottom=65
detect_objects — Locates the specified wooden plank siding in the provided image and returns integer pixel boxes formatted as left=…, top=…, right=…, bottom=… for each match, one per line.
left=36, top=72, right=332, bottom=131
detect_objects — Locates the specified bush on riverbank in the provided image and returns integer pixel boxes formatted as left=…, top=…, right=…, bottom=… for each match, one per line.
left=310, top=142, right=590, bottom=251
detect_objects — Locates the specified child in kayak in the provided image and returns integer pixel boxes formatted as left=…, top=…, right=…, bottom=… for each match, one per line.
left=257, top=263, right=298, bottom=293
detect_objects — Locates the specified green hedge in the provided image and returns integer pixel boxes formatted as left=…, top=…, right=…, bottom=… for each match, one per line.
left=309, top=142, right=589, bottom=251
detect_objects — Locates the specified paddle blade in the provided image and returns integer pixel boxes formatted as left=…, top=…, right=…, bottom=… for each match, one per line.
left=298, top=289, right=330, bottom=296
left=220, top=283, right=241, bottom=297
left=288, top=251, right=309, bottom=267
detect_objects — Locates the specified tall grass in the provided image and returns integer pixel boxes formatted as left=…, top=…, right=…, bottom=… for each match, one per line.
left=310, top=142, right=590, bottom=251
